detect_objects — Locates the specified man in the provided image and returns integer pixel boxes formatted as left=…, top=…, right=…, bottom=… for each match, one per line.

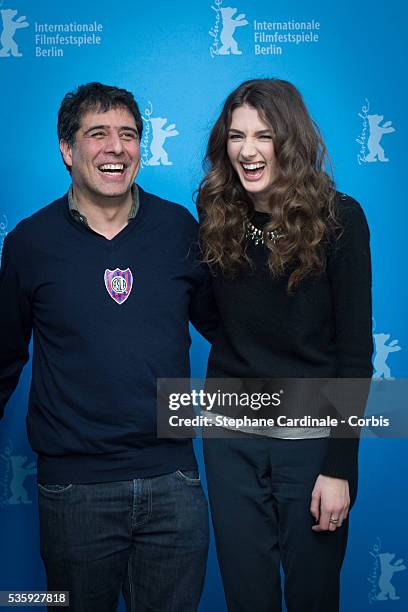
left=0, top=83, right=215, bottom=611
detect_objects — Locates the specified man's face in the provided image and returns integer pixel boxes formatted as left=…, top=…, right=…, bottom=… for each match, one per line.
left=60, top=106, right=140, bottom=203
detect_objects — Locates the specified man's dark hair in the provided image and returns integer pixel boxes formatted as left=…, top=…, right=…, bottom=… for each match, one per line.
left=57, top=82, right=143, bottom=146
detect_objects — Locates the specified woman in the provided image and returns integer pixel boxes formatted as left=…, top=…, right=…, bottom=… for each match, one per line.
left=197, top=79, right=373, bottom=612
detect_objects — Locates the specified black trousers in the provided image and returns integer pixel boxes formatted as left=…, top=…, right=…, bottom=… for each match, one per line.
left=204, top=434, right=357, bottom=612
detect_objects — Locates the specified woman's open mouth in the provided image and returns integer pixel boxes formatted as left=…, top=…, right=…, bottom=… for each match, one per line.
left=241, top=162, right=265, bottom=181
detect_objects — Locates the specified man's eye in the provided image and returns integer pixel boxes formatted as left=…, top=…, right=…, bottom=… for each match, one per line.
left=91, top=131, right=105, bottom=138
left=121, top=132, right=137, bottom=140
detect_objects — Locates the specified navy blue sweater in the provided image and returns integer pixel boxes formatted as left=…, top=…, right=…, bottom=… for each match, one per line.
left=0, top=187, right=216, bottom=483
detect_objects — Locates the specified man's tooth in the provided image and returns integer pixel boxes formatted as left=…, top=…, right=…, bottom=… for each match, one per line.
left=99, top=163, right=124, bottom=172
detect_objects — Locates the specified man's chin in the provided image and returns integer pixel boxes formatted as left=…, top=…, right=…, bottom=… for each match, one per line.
left=95, top=184, right=133, bottom=200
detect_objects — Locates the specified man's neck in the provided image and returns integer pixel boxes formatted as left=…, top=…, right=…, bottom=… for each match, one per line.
left=71, top=188, right=133, bottom=240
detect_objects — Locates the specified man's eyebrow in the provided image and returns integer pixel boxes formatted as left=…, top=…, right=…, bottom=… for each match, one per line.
left=83, top=125, right=138, bottom=135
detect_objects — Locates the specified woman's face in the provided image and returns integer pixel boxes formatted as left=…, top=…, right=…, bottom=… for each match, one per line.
left=227, top=104, right=277, bottom=211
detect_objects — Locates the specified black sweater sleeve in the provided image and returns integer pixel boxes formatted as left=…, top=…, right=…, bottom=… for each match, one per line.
left=0, top=233, right=33, bottom=419
left=190, top=267, right=219, bottom=344
left=184, top=211, right=219, bottom=344
left=320, top=196, right=373, bottom=479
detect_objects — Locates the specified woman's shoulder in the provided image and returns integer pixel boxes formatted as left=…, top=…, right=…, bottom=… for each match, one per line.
left=328, top=192, right=370, bottom=257
left=333, top=192, right=368, bottom=226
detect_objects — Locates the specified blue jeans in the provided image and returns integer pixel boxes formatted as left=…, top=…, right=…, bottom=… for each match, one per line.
left=37, top=471, right=209, bottom=611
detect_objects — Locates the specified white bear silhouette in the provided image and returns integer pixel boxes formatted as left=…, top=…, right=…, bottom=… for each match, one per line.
left=365, top=114, right=395, bottom=162
left=376, top=552, right=406, bottom=600
left=373, top=333, right=401, bottom=380
left=7, top=455, right=36, bottom=504
left=218, top=7, right=248, bottom=55
left=0, top=9, right=29, bottom=58
left=148, top=117, right=179, bottom=166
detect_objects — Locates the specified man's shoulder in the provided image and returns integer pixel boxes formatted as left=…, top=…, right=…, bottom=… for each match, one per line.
left=9, top=195, right=67, bottom=243
left=139, top=186, right=198, bottom=231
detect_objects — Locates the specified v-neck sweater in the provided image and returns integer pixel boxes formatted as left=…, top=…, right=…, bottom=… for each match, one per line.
left=0, top=187, right=213, bottom=484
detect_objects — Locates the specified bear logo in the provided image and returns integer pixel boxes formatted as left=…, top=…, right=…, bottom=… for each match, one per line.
left=0, top=8, right=29, bottom=58
left=2, top=454, right=36, bottom=504
left=148, top=117, right=179, bottom=166
left=0, top=213, right=7, bottom=259
left=373, top=333, right=401, bottom=380
left=218, top=7, right=248, bottom=55
left=376, top=552, right=406, bottom=601
left=365, top=114, right=395, bottom=162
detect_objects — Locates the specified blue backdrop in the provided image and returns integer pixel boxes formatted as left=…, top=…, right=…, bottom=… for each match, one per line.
left=0, top=1, right=406, bottom=610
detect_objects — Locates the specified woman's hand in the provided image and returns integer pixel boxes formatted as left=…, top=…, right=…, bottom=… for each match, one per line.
left=310, top=474, right=350, bottom=532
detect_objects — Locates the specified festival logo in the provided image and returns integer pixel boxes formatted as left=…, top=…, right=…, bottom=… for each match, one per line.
left=0, top=2, right=104, bottom=58
left=368, top=538, right=406, bottom=603
left=104, top=268, right=133, bottom=305
left=0, top=4, right=29, bottom=58
left=209, top=1, right=248, bottom=57
left=0, top=440, right=37, bottom=507
left=0, top=213, right=7, bottom=259
left=209, top=1, right=321, bottom=58
left=357, top=99, right=396, bottom=165
left=372, top=320, right=401, bottom=381
left=140, top=101, right=179, bottom=167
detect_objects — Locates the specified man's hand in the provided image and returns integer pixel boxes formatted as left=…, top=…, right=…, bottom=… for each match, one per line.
left=310, top=474, right=350, bottom=532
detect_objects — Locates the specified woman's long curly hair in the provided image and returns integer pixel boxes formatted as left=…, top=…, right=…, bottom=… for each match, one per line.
left=197, top=79, right=337, bottom=292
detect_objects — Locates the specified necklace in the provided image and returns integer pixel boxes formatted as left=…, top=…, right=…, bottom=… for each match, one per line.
left=245, top=221, right=283, bottom=246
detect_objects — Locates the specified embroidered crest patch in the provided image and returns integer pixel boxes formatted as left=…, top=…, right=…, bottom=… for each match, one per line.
left=104, top=268, right=133, bottom=305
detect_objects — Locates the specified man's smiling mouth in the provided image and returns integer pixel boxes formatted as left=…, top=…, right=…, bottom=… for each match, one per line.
left=98, top=163, right=125, bottom=175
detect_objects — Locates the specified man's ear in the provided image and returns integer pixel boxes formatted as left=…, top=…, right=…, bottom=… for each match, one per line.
left=59, top=139, right=73, bottom=169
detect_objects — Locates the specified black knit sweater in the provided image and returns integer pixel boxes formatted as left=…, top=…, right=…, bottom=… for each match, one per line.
left=207, top=194, right=373, bottom=480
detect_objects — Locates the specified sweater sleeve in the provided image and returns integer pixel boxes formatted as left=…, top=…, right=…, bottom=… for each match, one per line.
left=189, top=262, right=219, bottom=344
left=183, top=208, right=220, bottom=344
left=320, top=196, right=373, bottom=479
left=0, top=233, right=33, bottom=419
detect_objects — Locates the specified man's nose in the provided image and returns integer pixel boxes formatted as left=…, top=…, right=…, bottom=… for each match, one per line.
left=104, top=132, right=124, bottom=155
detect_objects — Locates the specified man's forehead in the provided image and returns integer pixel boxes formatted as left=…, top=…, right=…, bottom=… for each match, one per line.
left=79, top=105, right=137, bottom=130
